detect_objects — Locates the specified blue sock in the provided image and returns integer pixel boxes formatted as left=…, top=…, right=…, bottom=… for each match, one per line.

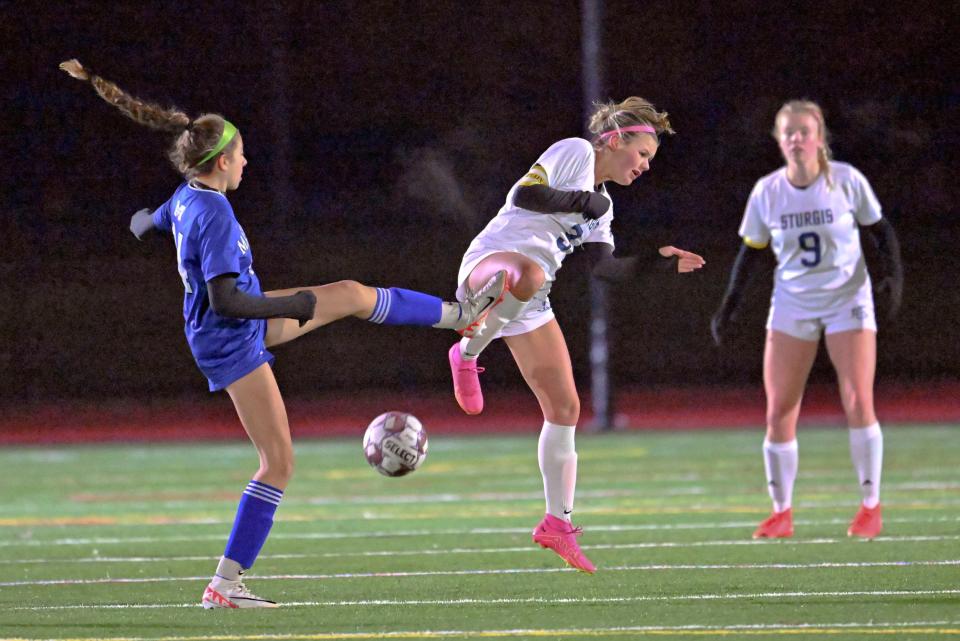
left=222, top=480, right=283, bottom=570
left=366, top=287, right=442, bottom=326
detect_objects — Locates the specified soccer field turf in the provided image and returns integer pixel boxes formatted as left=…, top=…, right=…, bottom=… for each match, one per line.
left=0, top=425, right=957, bottom=640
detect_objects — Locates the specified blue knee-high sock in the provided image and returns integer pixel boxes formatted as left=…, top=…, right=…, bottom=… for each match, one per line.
left=366, top=287, right=442, bottom=326
left=223, top=480, right=283, bottom=570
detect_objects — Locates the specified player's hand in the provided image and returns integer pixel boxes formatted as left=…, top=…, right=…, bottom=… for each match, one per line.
left=875, top=272, right=903, bottom=322
left=658, top=246, right=706, bottom=273
left=293, top=290, right=317, bottom=327
left=129, top=208, right=153, bottom=240
left=710, top=309, right=730, bottom=346
left=581, top=191, right=612, bottom=219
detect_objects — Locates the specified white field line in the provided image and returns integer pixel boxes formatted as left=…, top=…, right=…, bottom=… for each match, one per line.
left=0, top=516, right=957, bottom=549
left=8, top=589, right=960, bottom=612
left=0, top=559, right=957, bottom=587
left=3, top=497, right=959, bottom=525
left=14, top=481, right=958, bottom=511
left=3, top=620, right=960, bottom=641
left=3, top=534, right=960, bottom=565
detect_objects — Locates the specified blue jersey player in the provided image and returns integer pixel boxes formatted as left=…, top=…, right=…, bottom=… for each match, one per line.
left=61, top=59, right=505, bottom=608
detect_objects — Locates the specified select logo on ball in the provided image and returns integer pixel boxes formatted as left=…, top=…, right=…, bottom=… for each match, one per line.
left=363, top=411, right=428, bottom=477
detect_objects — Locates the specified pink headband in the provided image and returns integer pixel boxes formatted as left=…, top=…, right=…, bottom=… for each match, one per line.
left=598, top=124, right=657, bottom=139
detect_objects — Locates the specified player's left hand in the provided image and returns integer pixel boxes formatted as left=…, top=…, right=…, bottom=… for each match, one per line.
left=875, top=272, right=903, bottom=321
left=659, top=246, right=706, bottom=273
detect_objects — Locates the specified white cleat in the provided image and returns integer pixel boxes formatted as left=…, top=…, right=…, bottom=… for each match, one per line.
left=457, top=270, right=509, bottom=337
left=201, top=577, right=278, bottom=609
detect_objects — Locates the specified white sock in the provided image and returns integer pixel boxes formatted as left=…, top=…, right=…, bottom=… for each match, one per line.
left=460, top=290, right=528, bottom=360
left=849, top=422, right=883, bottom=509
left=214, top=556, right=243, bottom=583
left=538, top=421, right=578, bottom=521
left=763, top=438, right=798, bottom=512
left=434, top=301, right=466, bottom=329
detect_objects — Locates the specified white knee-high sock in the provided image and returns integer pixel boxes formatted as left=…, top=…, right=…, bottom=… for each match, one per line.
left=849, top=422, right=883, bottom=509
left=460, top=290, right=528, bottom=360
left=763, top=438, right=798, bottom=512
left=538, top=421, right=578, bottom=521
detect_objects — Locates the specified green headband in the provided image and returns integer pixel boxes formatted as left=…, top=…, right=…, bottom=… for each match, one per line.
left=195, top=120, right=238, bottom=167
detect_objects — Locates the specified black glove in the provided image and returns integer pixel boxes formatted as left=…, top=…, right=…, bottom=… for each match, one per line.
left=129, top=208, right=155, bottom=240
left=292, top=290, right=317, bottom=327
left=579, top=191, right=611, bottom=220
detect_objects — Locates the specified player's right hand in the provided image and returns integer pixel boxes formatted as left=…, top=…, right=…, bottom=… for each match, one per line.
left=293, top=290, right=317, bottom=327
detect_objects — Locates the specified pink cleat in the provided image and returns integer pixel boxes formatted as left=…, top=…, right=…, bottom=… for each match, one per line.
left=752, top=508, right=794, bottom=539
left=532, top=513, right=596, bottom=573
left=847, top=503, right=882, bottom=538
left=448, top=343, right=485, bottom=415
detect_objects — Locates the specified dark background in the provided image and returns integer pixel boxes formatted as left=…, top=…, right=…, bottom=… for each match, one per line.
left=2, top=1, right=958, bottom=407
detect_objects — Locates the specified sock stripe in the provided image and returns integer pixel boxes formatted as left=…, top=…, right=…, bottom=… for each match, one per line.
left=244, top=482, right=283, bottom=506
left=367, top=287, right=392, bottom=324
left=247, top=480, right=283, bottom=497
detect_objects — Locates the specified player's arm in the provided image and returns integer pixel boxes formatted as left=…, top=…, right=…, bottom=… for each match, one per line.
left=514, top=184, right=611, bottom=220
left=710, top=243, right=767, bottom=346
left=584, top=242, right=705, bottom=283
left=130, top=208, right=158, bottom=240
left=207, top=275, right=317, bottom=327
left=861, top=217, right=904, bottom=320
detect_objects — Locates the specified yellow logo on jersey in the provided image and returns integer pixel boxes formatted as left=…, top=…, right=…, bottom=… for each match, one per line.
left=518, top=163, right=548, bottom=187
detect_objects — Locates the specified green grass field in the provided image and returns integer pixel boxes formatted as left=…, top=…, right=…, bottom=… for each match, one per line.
left=0, top=425, right=957, bottom=640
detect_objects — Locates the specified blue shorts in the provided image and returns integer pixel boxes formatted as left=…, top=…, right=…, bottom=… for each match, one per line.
left=192, top=319, right=275, bottom=392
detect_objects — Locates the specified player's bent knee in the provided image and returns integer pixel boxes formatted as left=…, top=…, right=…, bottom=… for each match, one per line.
left=512, top=263, right=546, bottom=300
left=545, top=400, right=580, bottom=426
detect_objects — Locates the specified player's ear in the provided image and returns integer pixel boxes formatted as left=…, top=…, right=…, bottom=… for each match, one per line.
left=216, top=153, right=230, bottom=172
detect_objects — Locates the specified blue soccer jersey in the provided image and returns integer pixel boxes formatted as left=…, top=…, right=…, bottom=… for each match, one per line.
left=152, top=182, right=274, bottom=391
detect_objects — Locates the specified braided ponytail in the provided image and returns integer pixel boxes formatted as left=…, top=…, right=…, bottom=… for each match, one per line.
left=60, top=59, right=236, bottom=178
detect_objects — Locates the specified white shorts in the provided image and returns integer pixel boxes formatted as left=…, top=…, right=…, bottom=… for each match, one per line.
left=457, top=270, right=555, bottom=339
left=767, top=282, right=877, bottom=341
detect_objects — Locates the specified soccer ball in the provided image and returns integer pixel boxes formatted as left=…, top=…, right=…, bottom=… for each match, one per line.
left=362, top=411, right=428, bottom=477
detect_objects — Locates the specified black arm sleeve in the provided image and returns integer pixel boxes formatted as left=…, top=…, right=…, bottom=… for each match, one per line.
left=514, top=184, right=611, bottom=219
left=207, top=275, right=316, bottom=326
left=714, top=244, right=765, bottom=318
left=709, top=243, right=767, bottom=346
left=862, top=217, right=903, bottom=279
left=584, top=243, right=677, bottom=283
left=130, top=208, right=157, bottom=240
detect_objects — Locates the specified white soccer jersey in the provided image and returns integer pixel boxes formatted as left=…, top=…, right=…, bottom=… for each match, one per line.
left=739, top=161, right=882, bottom=310
left=457, top=137, right=615, bottom=289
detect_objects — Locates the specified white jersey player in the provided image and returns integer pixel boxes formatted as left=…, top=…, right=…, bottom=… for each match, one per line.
left=711, top=100, right=903, bottom=541
left=448, top=97, right=705, bottom=573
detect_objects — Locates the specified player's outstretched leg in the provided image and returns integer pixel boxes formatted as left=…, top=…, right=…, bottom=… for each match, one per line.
left=532, top=513, right=596, bottom=573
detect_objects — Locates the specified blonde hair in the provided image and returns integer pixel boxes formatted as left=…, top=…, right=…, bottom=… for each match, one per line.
left=773, top=99, right=833, bottom=188
left=588, top=96, right=675, bottom=148
left=59, top=59, right=237, bottom=179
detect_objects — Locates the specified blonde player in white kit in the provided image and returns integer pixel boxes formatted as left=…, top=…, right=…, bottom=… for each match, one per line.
left=449, top=97, right=705, bottom=573
left=711, top=100, right=903, bottom=540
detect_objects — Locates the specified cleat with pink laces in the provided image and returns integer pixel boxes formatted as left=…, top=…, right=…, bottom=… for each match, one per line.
left=847, top=503, right=882, bottom=538
left=456, top=270, right=508, bottom=338
left=201, top=575, right=278, bottom=609
left=532, top=513, right=596, bottom=573
left=752, top=508, right=794, bottom=539
left=448, top=343, right=485, bottom=415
